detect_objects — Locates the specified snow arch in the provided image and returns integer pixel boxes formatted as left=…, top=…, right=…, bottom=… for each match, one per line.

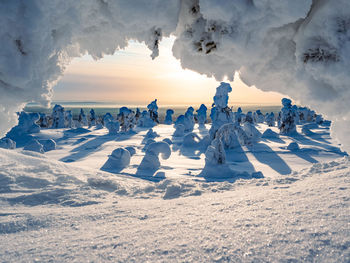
left=1, top=0, right=350, bottom=151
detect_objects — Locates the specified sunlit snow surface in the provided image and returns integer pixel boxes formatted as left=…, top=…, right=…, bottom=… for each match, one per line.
left=0, top=124, right=349, bottom=261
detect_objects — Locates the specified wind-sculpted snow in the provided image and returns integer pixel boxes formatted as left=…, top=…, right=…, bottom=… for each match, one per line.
left=1, top=0, right=350, bottom=151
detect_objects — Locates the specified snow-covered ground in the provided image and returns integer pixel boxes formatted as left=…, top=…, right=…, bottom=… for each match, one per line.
left=0, top=123, right=349, bottom=261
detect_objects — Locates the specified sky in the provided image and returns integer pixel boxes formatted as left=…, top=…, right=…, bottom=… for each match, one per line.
left=53, top=36, right=285, bottom=107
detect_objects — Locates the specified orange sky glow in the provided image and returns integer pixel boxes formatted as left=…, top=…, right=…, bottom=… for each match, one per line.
left=53, top=36, right=286, bottom=107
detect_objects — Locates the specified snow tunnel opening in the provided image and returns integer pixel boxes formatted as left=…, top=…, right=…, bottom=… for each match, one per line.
left=0, top=0, right=350, bottom=152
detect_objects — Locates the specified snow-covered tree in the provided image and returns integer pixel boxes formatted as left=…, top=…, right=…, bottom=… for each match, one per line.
left=173, top=123, right=185, bottom=137
left=51, top=104, right=65, bottom=128
left=164, top=109, right=174, bottom=125
left=196, top=104, right=207, bottom=126
left=184, top=107, right=195, bottom=131
left=215, top=123, right=240, bottom=149
left=265, top=112, right=276, bottom=127
left=253, top=110, right=265, bottom=123
left=138, top=141, right=171, bottom=172
left=279, top=98, right=297, bottom=135
left=147, top=99, right=159, bottom=124
left=65, top=110, right=74, bottom=128
left=243, top=111, right=254, bottom=124
left=102, top=148, right=131, bottom=171
left=7, top=112, right=40, bottom=138
left=183, top=132, right=201, bottom=148
left=209, top=82, right=234, bottom=139
left=205, top=136, right=226, bottom=165
left=78, top=108, right=88, bottom=127
left=89, top=109, right=96, bottom=126
left=39, top=113, right=48, bottom=128
left=174, top=107, right=195, bottom=133
left=103, top=113, right=113, bottom=126
left=118, top=107, right=135, bottom=132
left=234, top=107, right=243, bottom=124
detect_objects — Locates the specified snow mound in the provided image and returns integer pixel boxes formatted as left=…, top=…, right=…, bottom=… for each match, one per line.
left=102, top=148, right=131, bottom=171
left=40, top=139, right=56, bottom=152
left=138, top=142, right=171, bottom=172
left=262, top=129, right=279, bottom=139
left=23, top=139, right=44, bottom=154
left=125, top=146, right=136, bottom=156
left=182, top=132, right=201, bottom=147
left=0, top=138, right=16, bottom=149
left=173, top=124, right=185, bottom=137
left=162, top=138, right=173, bottom=145
left=287, top=142, right=300, bottom=151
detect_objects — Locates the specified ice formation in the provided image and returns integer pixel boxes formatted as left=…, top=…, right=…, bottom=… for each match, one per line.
left=279, top=98, right=297, bottom=135
left=1, top=0, right=350, bottom=151
left=164, top=109, right=174, bottom=125
left=138, top=141, right=171, bottom=171
left=209, top=82, right=234, bottom=139
left=102, top=148, right=131, bottom=171
left=51, top=105, right=65, bottom=129
left=196, top=104, right=207, bottom=126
